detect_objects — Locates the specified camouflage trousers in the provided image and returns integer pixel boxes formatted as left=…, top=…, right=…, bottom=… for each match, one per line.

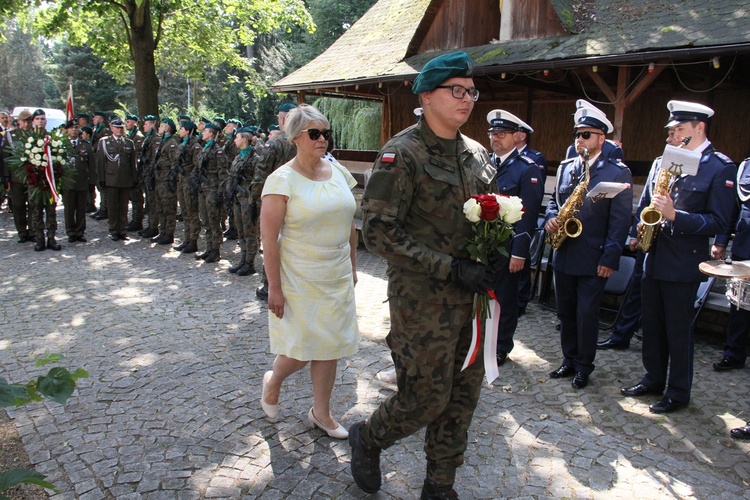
left=362, top=296, right=484, bottom=485
left=180, top=175, right=201, bottom=242
left=29, top=196, right=57, bottom=240
left=154, top=181, right=177, bottom=235
left=130, top=179, right=146, bottom=224
left=145, top=186, right=160, bottom=230
left=198, top=188, right=224, bottom=250
left=232, top=195, right=259, bottom=262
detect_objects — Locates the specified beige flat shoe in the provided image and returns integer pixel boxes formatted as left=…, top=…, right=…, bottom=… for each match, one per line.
left=261, top=371, right=279, bottom=419
left=308, top=408, right=348, bottom=439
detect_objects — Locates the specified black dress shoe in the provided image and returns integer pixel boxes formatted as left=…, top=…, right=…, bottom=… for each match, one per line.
left=572, top=372, right=589, bottom=389
left=256, top=284, right=269, bottom=301
left=713, top=356, right=745, bottom=371
left=597, top=338, right=629, bottom=350
left=496, top=351, right=508, bottom=366
left=18, top=235, right=28, bottom=243
left=621, top=383, right=662, bottom=397
left=76, top=236, right=87, bottom=242
left=46, top=237, right=61, bottom=251
left=649, top=396, right=687, bottom=414
left=119, top=234, right=129, bottom=241
left=110, top=234, right=121, bottom=241
left=93, top=211, right=108, bottom=220
left=34, top=240, right=46, bottom=251
left=195, top=250, right=211, bottom=260
left=549, top=365, right=574, bottom=379
left=730, top=424, right=750, bottom=440
left=68, top=236, right=76, bottom=243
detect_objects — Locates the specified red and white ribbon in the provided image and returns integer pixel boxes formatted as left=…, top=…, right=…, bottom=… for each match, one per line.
left=461, top=291, right=501, bottom=385
left=43, top=136, right=60, bottom=204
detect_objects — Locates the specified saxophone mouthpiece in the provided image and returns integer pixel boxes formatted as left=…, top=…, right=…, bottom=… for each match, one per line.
left=682, top=136, right=692, bottom=146
left=583, top=148, right=590, bottom=161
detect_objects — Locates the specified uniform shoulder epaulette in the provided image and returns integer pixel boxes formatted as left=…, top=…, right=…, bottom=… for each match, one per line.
left=559, top=157, right=576, bottom=166
left=611, top=158, right=628, bottom=169
left=514, top=154, right=536, bottom=166
left=712, top=151, right=734, bottom=164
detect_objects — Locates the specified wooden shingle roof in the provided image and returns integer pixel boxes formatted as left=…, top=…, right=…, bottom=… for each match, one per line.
left=272, top=0, right=750, bottom=93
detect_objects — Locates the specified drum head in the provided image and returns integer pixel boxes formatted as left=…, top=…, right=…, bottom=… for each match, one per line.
left=699, top=260, right=750, bottom=279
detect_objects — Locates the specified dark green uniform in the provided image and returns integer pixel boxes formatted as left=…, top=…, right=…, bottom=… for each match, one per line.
left=127, top=128, right=146, bottom=229
left=97, top=135, right=138, bottom=237
left=178, top=136, right=203, bottom=246
left=226, top=147, right=258, bottom=273
left=2, top=127, right=32, bottom=240
left=152, top=134, right=180, bottom=239
left=91, top=124, right=112, bottom=214
left=63, top=137, right=96, bottom=239
left=359, top=119, right=495, bottom=486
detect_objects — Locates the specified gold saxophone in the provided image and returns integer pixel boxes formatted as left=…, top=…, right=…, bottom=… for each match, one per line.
left=636, top=136, right=691, bottom=252
left=547, top=148, right=590, bottom=250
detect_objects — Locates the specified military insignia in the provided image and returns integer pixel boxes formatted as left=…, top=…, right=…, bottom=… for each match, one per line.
left=531, top=178, right=538, bottom=184
left=381, top=152, right=396, bottom=163
left=726, top=180, right=735, bottom=188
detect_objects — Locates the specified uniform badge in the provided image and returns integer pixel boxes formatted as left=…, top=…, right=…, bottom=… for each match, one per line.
left=726, top=180, right=735, bottom=188
left=381, top=152, right=396, bottom=163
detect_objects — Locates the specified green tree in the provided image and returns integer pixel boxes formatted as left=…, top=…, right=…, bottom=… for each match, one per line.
left=7, top=0, right=314, bottom=117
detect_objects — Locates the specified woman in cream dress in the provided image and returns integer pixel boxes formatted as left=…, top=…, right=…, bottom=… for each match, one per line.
left=259, top=104, right=359, bottom=439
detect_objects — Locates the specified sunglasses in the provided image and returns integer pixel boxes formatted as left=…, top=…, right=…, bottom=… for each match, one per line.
left=573, top=131, right=604, bottom=140
left=301, top=129, right=332, bottom=141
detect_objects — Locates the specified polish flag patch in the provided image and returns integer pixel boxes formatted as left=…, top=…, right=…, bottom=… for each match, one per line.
left=381, top=152, right=396, bottom=163
left=726, top=180, right=735, bottom=188
left=530, top=178, right=538, bottom=184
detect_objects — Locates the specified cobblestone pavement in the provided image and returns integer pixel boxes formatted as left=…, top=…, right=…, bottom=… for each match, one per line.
left=1, top=208, right=749, bottom=499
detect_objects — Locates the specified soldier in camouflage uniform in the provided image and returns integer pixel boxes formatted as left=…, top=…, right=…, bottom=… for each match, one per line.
left=222, top=118, right=242, bottom=240
left=250, top=103, right=297, bottom=299
left=138, top=116, right=159, bottom=238
left=193, top=123, right=228, bottom=263
left=225, top=128, right=258, bottom=275
left=124, top=114, right=146, bottom=231
left=28, top=109, right=62, bottom=251
left=173, top=121, right=203, bottom=254
left=348, top=52, right=497, bottom=499
left=150, top=118, right=180, bottom=245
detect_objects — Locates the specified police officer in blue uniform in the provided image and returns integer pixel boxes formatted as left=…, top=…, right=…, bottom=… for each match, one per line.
left=486, top=110, right=544, bottom=366
left=712, top=157, right=750, bottom=373
left=621, top=101, right=737, bottom=413
left=545, top=105, right=633, bottom=389
left=515, top=118, right=547, bottom=184
left=565, top=100, right=624, bottom=162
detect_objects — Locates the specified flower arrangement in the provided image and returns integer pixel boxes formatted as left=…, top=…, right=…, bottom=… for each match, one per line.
left=462, top=194, right=524, bottom=318
left=5, top=127, right=75, bottom=203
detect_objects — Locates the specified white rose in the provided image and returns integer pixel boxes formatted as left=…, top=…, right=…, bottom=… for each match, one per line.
left=52, top=141, right=61, bottom=148
left=496, top=195, right=524, bottom=224
left=463, top=198, right=482, bottom=223
left=27, top=137, right=33, bottom=144
left=37, top=139, right=44, bottom=147
left=35, top=154, right=42, bottom=161
left=20, top=156, right=27, bottom=162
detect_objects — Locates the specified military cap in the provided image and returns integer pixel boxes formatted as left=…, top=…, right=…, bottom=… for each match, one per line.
left=236, top=126, right=253, bottom=134
left=110, top=119, right=125, bottom=128
left=16, top=109, right=32, bottom=121
left=486, top=109, right=522, bottom=132
left=256, top=127, right=264, bottom=134
left=267, top=124, right=280, bottom=132
left=64, top=119, right=77, bottom=128
left=665, top=100, right=714, bottom=128
left=31, top=108, right=46, bottom=118
left=93, top=111, right=106, bottom=118
left=11, top=119, right=18, bottom=127
left=412, top=51, right=474, bottom=94
left=178, top=114, right=191, bottom=122
left=143, top=115, right=157, bottom=122
left=574, top=106, right=613, bottom=134
left=199, top=116, right=211, bottom=124
left=204, top=123, right=221, bottom=132
left=162, top=118, right=176, bottom=130
left=278, top=103, right=297, bottom=113
left=228, top=118, right=243, bottom=127
left=180, top=120, right=197, bottom=131
left=517, top=118, right=534, bottom=134
left=80, top=125, right=93, bottom=134
left=212, top=116, right=227, bottom=127
left=125, top=114, right=139, bottom=121
left=76, top=113, right=90, bottom=120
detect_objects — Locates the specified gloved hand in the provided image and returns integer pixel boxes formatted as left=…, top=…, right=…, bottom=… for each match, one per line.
left=449, top=258, right=496, bottom=293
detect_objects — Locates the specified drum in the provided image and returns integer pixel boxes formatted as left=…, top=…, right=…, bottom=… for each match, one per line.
left=699, top=260, right=750, bottom=311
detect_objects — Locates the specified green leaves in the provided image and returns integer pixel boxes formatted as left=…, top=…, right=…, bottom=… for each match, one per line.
left=0, top=354, right=88, bottom=407
left=0, top=469, right=58, bottom=498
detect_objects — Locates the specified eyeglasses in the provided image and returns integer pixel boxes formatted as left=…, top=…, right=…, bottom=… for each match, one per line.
left=434, top=85, right=480, bottom=102
left=488, top=131, right=513, bottom=139
left=574, top=131, right=604, bottom=140
left=301, top=129, right=332, bottom=141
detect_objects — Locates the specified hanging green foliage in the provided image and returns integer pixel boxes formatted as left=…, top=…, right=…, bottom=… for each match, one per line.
left=313, top=97, right=381, bottom=151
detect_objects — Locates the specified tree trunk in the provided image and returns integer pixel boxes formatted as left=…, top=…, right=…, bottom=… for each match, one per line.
left=129, top=0, right=160, bottom=117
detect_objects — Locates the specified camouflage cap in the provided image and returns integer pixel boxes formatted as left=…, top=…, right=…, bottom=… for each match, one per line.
left=412, top=51, right=474, bottom=94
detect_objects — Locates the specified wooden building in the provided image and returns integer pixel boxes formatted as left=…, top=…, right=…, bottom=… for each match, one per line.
left=272, top=0, right=750, bottom=175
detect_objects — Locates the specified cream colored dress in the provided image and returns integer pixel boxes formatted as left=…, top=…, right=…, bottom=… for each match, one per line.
left=262, top=160, right=360, bottom=361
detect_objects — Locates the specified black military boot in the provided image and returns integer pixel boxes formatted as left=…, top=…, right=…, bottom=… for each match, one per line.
left=46, top=236, right=61, bottom=251
left=223, top=227, right=238, bottom=240
left=34, top=238, right=46, bottom=251
left=126, top=220, right=143, bottom=231
left=181, top=241, right=198, bottom=254
left=195, top=248, right=211, bottom=260
left=139, top=227, right=159, bottom=238
left=420, top=479, right=458, bottom=500
left=156, top=233, right=174, bottom=245
left=204, top=249, right=221, bottom=263
left=173, top=240, right=188, bottom=251
left=348, top=422, right=381, bottom=494
left=236, top=262, right=256, bottom=277
left=93, top=209, right=108, bottom=220
left=85, top=203, right=97, bottom=213
left=228, top=252, right=247, bottom=273
left=150, top=234, right=162, bottom=243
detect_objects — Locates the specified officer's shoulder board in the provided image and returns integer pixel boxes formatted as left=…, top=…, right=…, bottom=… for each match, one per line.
left=514, top=154, right=536, bottom=166
left=559, top=157, right=576, bottom=166
left=712, top=151, right=734, bottom=165
left=611, top=158, right=628, bottom=169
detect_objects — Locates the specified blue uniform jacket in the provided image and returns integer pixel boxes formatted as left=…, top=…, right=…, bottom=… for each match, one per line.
left=640, top=145, right=737, bottom=282
left=565, top=139, right=623, bottom=162
left=519, top=145, right=547, bottom=185
left=492, top=150, right=544, bottom=260
left=545, top=154, right=633, bottom=275
left=720, top=157, right=749, bottom=260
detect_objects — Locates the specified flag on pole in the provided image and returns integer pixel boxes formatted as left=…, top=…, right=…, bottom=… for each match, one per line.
left=66, top=83, right=74, bottom=121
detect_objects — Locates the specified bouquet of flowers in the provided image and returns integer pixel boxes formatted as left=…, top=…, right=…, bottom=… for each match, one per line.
left=5, top=127, right=74, bottom=204
left=462, top=193, right=524, bottom=317
left=461, top=193, right=524, bottom=384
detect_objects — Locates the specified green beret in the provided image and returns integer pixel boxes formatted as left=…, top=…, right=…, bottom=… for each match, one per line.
left=143, top=115, right=157, bottom=122
left=236, top=126, right=253, bottom=134
left=278, top=103, right=297, bottom=113
left=181, top=121, right=197, bottom=131
left=80, top=125, right=93, bottom=134
left=199, top=116, right=211, bottom=124
left=93, top=111, right=106, bottom=118
left=212, top=116, right=227, bottom=127
left=162, top=118, right=176, bottom=130
left=178, top=114, right=191, bottom=122
left=76, top=113, right=90, bottom=120
left=268, top=124, right=280, bottom=132
left=204, top=123, right=221, bottom=132
left=412, top=51, right=474, bottom=94
left=125, top=114, right=139, bottom=121
left=228, top=118, right=243, bottom=127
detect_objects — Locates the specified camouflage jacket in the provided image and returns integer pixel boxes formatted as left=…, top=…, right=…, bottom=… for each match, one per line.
left=193, top=140, right=228, bottom=189
left=153, top=134, right=180, bottom=181
left=177, top=136, right=202, bottom=176
left=250, top=132, right=296, bottom=201
left=361, top=119, right=495, bottom=304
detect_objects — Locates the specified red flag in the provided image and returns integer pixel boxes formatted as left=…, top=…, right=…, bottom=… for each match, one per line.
left=66, top=84, right=74, bottom=121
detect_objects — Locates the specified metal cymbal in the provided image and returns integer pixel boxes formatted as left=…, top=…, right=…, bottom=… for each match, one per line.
left=699, top=260, right=750, bottom=279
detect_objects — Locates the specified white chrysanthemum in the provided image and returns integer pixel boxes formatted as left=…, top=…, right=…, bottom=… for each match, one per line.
left=463, top=198, right=482, bottom=223
left=36, top=139, right=44, bottom=147
left=496, top=195, right=524, bottom=224
left=20, top=157, right=27, bottom=162
left=27, top=137, right=33, bottom=144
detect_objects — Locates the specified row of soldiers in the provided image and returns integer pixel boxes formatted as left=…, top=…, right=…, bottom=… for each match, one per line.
left=1, top=106, right=297, bottom=295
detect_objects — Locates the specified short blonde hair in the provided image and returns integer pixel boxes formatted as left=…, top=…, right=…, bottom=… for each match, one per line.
left=285, top=104, right=330, bottom=141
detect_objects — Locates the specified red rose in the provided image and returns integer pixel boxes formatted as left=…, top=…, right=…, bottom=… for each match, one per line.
left=476, top=194, right=500, bottom=221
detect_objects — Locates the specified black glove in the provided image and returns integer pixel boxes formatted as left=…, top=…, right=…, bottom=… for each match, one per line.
left=449, top=258, right=496, bottom=293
